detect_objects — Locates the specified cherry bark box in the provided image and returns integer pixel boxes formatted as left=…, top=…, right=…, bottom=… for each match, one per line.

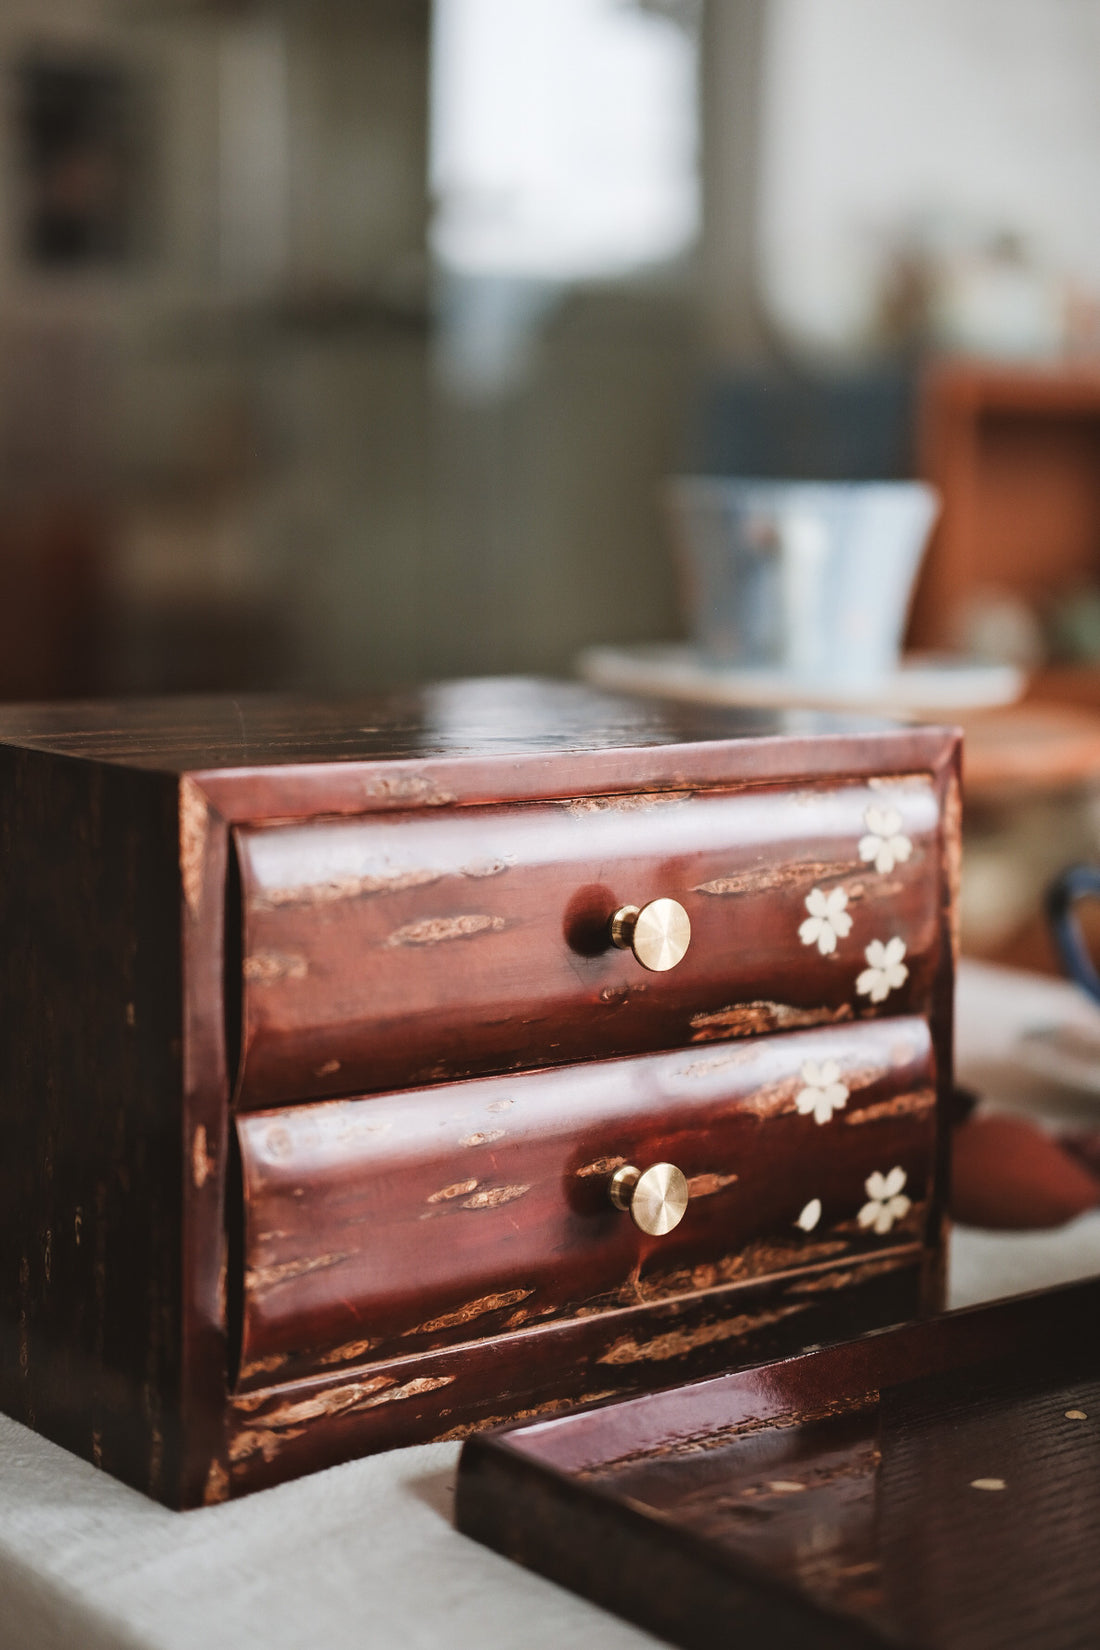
left=0, top=680, right=959, bottom=1509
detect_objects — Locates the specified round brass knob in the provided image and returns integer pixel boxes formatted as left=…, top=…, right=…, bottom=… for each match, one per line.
left=609, top=898, right=691, bottom=972
left=609, top=1162, right=690, bottom=1236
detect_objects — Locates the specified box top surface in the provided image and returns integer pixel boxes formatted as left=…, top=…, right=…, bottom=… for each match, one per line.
left=0, top=678, right=955, bottom=778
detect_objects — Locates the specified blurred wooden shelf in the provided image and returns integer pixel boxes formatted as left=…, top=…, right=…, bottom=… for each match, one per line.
left=909, top=358, right=1100, bottom=655
left=921, top=358, right=1100, bottom=413
left=1024, top=663, right=1100, bottom=708
left=961, top=698, right=1100, bottom=801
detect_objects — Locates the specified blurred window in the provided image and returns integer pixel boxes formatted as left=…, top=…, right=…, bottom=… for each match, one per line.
left=430, top=0, right=699, bottom=281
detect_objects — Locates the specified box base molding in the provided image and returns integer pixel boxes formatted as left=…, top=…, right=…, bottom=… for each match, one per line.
left=223, top=1244, right=928, bottom=1502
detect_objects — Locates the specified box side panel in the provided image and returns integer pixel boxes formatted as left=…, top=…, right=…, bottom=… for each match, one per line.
left=0, top=746, right=184, bottom=1503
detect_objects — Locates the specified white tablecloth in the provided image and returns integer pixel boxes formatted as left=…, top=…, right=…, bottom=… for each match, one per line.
left=4, top=960, right=1100, bottom=1650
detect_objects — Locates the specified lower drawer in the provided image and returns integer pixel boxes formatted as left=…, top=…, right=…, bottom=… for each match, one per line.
left=234, top=1017, right=937, bottom=1389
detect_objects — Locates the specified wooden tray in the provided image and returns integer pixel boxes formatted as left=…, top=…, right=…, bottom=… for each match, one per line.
left=457, top=1280, right=1100, bottom=1649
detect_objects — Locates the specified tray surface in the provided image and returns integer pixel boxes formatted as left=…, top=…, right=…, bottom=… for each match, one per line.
left=457, top=1280, right=1100, bottom=1650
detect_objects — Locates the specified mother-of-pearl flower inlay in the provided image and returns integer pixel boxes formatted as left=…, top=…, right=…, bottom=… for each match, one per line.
left=857, top=1167, right=911, bottom=1234
left=799, top=886, right=852, bottom=955
left=856, top=937, right=908, bottom=1003
left=859, top=805, right=912, bottom=875
left=795, top=1197, right=822, bottom=1232
left=796, top=1060, right=849, bottom=1125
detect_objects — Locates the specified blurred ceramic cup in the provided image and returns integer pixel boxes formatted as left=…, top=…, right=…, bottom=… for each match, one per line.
left=667, top=478, right=939, bottom=688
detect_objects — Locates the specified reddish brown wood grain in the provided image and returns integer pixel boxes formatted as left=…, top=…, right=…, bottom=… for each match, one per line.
left=228, top=1249, right=926, bottom=1495
left=0, top=745, right=185, bottom=1502
left=235, top=1018, right=935, bottom=1386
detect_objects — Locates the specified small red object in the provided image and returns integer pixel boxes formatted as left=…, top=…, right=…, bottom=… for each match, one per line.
left=951, top=1113, right=1100, bottom=1229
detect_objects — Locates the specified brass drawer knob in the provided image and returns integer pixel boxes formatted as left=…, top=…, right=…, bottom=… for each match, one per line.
left=609, top=1163, right=690, bottom=1236
left=609, top=898, right=691, bottom=972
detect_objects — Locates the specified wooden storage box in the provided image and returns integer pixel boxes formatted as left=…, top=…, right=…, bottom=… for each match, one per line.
left=0, top=681, right=959, bottom=1507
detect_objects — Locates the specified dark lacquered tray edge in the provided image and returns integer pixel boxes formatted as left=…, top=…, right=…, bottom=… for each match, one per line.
left=455, top=1278, right=1100, bottom=1650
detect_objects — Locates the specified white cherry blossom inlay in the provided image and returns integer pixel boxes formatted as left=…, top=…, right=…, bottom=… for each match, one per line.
left=856, top=937, right=908, bottom=1003
left=859, top=806, right=912, bottom=875
left=858, top=1167, right=911, bottom=1235
left=799, top=886, right=852, bottom=956
left=796, top=1060, right=849, bottom=1125
left=795, top=1198, right=822, bottom=1232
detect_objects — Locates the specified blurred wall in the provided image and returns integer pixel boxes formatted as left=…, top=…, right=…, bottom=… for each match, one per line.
left=757, top=0, right=1100, bottom=355
left=9, top=0, right=1100, bottom=702
left=429, top=285, right=696, bottom=681
left=0, top=0, right=436, bottom=698
left=0, top=0, right=706, bottom=699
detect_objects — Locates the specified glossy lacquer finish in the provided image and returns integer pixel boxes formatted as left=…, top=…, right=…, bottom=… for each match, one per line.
left=457, top=1280, right=1100, bottom=1650
left=235, top=1018, right=935, bottom=1386
left=0, top=678, right=952, bottom=773
left=227, top=1257, right=926, bottom=1496
left=0, top=681, right=960, bottom=1508
left=233, top=779, right=941, bottom=1107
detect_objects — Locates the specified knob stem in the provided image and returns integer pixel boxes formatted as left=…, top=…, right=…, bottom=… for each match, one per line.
left=609, top=906, right=641, bottom=951
left=609, top=1164, right=641, bottom=1211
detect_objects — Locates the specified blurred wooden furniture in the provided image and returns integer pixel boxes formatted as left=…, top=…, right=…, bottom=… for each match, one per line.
left=0, top=499, right=108, bottom=699
left=956, top=702, right=1100, bottom=975
left=961, top=701, right=1100, bottom=802
left=910, top=359, right=1100, bottom=705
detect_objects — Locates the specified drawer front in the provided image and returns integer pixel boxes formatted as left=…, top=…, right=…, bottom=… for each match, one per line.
left=234, top=1017, right=936, bottom=1389
left=232, top=777, right=944, bottom=1107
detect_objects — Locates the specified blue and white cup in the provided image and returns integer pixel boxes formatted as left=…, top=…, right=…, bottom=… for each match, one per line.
left=667, top=477, right=940, bottom=688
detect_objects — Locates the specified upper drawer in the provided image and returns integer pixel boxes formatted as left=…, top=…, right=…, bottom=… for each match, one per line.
left=233, top=1016, right=937, bottom=1391
left=231, top=777, right=944, bottom=1108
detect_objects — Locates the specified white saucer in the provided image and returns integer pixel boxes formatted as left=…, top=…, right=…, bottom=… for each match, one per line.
left=577, top=643, right=1025, bottom=716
